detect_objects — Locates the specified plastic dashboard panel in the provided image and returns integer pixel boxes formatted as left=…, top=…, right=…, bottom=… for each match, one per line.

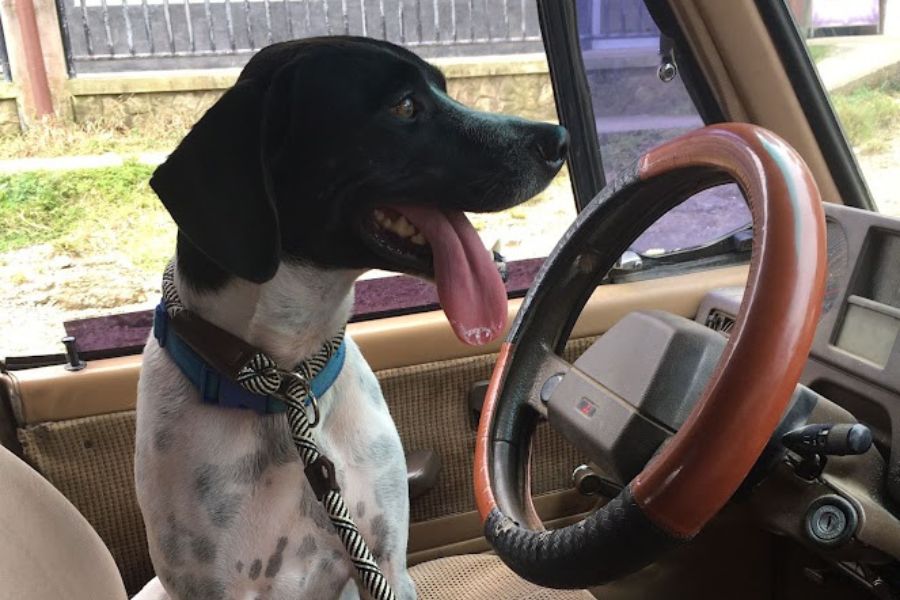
left=695, top=203, right=900, bottom=504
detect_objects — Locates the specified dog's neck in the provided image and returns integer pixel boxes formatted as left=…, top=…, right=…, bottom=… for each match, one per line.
left=174, top=260, right=361, bottom=369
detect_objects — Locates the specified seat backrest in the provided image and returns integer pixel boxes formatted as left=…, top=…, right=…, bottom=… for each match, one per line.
left=0, top=444, right=127, bottom=600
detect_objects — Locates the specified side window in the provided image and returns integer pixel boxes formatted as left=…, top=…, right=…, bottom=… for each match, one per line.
left=0, top=1, right=576, bottom=359
left=787, top=0, right=900, bottom=218
left=575, top=0, right=751, bottom=254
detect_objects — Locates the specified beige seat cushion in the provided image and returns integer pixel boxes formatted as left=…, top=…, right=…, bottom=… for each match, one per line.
left=409, top=553, right=595, bottom=599
left=0, top=445, right=127, bottom=600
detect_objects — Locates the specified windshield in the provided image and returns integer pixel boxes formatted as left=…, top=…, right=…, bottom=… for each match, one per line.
left=574, top=0, right=752, bottom=255
left=786, top=0, right=900, bottom=218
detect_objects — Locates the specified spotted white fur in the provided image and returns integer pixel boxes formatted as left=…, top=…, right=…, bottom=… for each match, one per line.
left=133, top=262, right=416, bottom=600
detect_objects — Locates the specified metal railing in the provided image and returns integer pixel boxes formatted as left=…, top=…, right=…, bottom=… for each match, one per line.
left=56, top=0, right=552, bottom=74
left=55, top=0, right=656, bottom=75
left=577, top=0, right=656, bottom=48
left=0, top=16, right=11, bottom=81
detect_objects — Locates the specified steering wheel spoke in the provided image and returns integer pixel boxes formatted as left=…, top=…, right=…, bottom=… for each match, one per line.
left=546, top=363, right=670, bottom=485
left=526, top=338, right=672, bottom=484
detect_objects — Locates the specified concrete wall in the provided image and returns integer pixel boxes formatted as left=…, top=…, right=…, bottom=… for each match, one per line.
left=0, top=84, right=19, bottom=135
left=0, top=100, right=19, bottom=135
left=61, top=53, right=554, bottom=130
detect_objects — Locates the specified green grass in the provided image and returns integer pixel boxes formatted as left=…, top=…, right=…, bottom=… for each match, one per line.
left=807, top=44, right=836, bottom=64
left=0, top=162, right=175, bottom=272
left=831, top=84, right=900, bottom=153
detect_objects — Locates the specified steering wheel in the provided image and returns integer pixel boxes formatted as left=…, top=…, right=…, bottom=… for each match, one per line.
left=474, top=123, right=827, bottom=588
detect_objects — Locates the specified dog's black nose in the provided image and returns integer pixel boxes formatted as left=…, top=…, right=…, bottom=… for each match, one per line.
left=534, top=125, right=569, bottom=167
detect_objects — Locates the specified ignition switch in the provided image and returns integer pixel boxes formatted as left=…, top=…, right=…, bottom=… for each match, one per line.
left=804, top=495, right=858, bottom=548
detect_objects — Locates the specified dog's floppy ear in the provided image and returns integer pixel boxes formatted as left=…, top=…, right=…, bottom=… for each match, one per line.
left=150, top=80, right=280, bottom=284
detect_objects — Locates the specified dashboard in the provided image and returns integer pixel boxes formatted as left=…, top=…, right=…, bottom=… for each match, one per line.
left=695, top=203, right=900, bottom=505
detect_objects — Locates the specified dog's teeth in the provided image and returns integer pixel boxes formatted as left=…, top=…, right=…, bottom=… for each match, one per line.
left=395, top=217, right=415, bottom=237
left=388, top=218, right=407, bottom=237
left=372, top=210, right=424, bottom=243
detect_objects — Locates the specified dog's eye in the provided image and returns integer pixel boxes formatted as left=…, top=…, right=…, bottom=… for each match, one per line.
left=390, top=97, right=416, bottom=119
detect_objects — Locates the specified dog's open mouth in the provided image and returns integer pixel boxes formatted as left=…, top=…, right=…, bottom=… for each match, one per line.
left=362, top=205, right=507, bottom=346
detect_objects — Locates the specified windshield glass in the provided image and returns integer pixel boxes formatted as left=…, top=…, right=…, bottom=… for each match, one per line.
left=786, top=0, right=900, bottom=218
left=575, top=0, right=751, bottom=254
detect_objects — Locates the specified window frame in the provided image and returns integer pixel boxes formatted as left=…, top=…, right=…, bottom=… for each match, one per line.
left=755, top=0, right=877, bottom=212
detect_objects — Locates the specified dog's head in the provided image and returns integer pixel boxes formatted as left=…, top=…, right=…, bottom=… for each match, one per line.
left=152, top=36, right=567, bottom=344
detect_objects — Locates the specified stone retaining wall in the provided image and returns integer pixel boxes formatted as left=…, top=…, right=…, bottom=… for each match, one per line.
left=0, top=84, right=20, bottom=136
left=0, top=98, right=19, bottom=136
left=61, top=54, right=555, bottom=130
left=71, top=89, right=223, bottom=128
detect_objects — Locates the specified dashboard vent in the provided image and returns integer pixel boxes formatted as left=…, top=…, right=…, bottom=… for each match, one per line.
left=705, top=310, right=736, bottom=337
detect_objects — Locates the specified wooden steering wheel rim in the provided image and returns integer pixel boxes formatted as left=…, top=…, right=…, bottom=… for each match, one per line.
left=473, top=124, right=826, bottom=586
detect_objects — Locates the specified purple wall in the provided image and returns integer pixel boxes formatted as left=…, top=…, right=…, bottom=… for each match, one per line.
left=812, top=0, right=880, bottom=28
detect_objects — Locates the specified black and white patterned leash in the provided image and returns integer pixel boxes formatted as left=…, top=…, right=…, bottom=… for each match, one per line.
left=162, top=262, right=397, bottom=600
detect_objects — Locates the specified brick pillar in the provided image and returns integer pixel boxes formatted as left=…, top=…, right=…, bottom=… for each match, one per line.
left=32, top=0, right=71, bottom=119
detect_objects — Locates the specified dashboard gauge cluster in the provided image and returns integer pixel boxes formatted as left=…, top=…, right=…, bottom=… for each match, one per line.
left=697, top=204, right=900, bottom=394
left=694, top=203, right=900, bottom=507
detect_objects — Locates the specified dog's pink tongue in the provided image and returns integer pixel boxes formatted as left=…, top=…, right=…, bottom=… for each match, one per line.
left=392, top=205, right=507, bottom=346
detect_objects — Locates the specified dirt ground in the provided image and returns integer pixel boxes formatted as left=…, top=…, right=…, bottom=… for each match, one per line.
left=0, top=245, right=161, bottom=358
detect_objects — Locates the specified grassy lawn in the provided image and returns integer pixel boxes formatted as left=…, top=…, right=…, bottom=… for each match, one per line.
left=806, top=39, right=900, bottom=154
left=0, top=158, right=573, bottom=276
left=829, top=81, right=900, bottom=154
left=808, top=44, right=837, bottom=64
left=0, top=162, right=174, bottom=273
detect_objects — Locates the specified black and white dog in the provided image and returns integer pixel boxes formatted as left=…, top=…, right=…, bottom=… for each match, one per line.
left=134, top=37, right=567, bottom=600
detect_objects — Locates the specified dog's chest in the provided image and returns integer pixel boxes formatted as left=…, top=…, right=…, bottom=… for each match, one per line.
left=136, top=338, right=410, bottom=599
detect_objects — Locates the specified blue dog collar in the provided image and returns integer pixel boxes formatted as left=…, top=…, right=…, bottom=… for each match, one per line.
left=153, top=301, right=346, bottom=415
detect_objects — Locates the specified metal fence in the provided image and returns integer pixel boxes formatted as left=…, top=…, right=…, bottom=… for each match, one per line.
left=56, top=0, right=550, bottom=74
left=0, top=16, right=11, bottom=81
left=577, top=0, right=655, bottom=48
left=55, top=0, right=657, bottom=74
